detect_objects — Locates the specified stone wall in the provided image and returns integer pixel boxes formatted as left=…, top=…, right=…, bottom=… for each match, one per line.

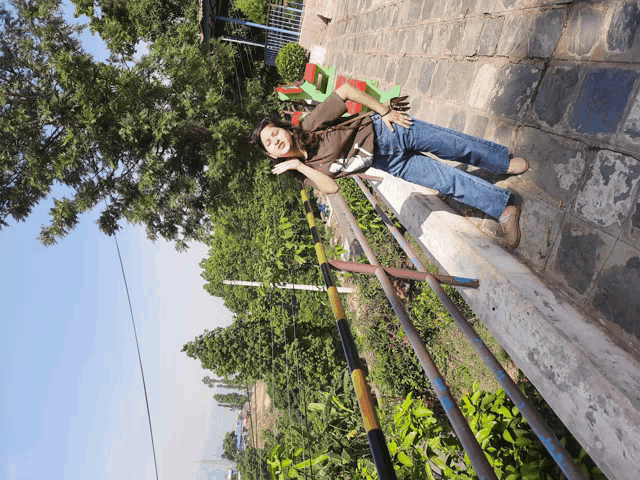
left=322, top=0, right=640, bottom=349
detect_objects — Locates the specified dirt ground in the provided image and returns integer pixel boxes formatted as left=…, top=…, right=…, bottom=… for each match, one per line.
left=247, top=380, right=278, bottom=449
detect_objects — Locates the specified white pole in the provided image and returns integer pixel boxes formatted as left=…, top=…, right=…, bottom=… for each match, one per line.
left=223, top=280, right=354, bottom=294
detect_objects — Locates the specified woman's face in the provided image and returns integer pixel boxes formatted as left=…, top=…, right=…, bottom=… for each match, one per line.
left=260, top=124, right=295, bottom=158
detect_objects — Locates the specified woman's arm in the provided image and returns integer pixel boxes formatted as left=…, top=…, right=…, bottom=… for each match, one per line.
left=335, top=83, right=413, bottom=133
left=272, top=159, right=340, bottom=194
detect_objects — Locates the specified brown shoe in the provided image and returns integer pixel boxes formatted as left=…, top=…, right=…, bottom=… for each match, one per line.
left=499, top=205, right=521, bottom=248
left=506, top=157, right=529, bottom=175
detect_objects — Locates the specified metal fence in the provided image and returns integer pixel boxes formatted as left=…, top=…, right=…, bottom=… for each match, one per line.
left=297, top=176, right=589, bottom=480
left=265, top=2, right=305, bottom=65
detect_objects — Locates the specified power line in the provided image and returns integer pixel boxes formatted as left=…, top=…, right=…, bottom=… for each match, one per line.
left=113, top=232, right=160, bottom=480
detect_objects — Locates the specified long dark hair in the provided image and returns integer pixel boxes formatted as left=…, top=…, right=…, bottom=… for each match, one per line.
left=250, top=115, right=319, bottom=158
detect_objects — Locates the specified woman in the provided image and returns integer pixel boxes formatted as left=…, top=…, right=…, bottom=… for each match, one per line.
left=251, top=83, right=528, bottom=248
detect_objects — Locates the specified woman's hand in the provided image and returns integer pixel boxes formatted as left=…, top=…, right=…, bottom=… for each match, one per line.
left=381, top=109, right=413, bottom=133
left=272, top=159, right=303, bottom=175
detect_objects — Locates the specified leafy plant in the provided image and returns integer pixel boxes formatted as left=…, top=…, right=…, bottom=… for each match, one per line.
left=275, top=43, right=307, bottom=84
left=235, top=0, right=269, bottom=24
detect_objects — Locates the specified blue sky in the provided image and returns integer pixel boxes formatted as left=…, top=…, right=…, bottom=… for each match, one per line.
left=1, top=3, right=238, bottom=479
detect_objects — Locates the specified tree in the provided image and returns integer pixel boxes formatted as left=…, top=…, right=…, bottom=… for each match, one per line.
left=214, top=392, right=248, bottom=410
left=71, top=0, right=193, bottom=57
left=237, top=446, right=268, bottom=480
left=1, top=0, right=265, bottom=247
left=222, top=430, right=238, bottom=461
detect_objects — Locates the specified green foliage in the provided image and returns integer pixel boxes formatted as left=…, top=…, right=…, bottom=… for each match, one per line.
left=234, top=0, right=268, bottom=24
left=185, top=176, right=346, bottom=409
left=214, top=392, right=248, bottom=410
left=1, top=0, right=267, bottom=246
left=222, top=430, right=239, bottom=461
left=267, top=385, right=605, bottom=480
left=267, top=370, right=371, bottom=479
left=237, top=446, right=269, bottom=480
left=71, top=0, right=195, bottom=57
left=275, top=43, right=307, bottom=84
left=337, top=178, right=390, bottom=232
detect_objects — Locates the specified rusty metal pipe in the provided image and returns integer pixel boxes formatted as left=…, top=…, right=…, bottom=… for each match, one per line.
left=363, top=179, right=587, bottom=480
left=328, top=259, right=479, bottom=288
left=331, top=192, right=497, bottom=480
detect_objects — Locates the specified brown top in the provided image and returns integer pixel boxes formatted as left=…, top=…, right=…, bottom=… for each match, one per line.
left=297, top=92, right=376, bottom=185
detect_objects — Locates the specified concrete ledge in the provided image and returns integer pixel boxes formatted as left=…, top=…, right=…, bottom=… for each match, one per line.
left=368, top=169, right=640, bottom=480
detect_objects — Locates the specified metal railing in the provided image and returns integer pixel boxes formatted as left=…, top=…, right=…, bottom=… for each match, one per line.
left=297, top=176, right=589, bottom=480
left=265, top=2, right=305, bottom=65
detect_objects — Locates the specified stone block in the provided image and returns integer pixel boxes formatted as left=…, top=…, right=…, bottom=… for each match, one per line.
left=430, top=59, right=451, bottom=97
left=434, top=102, right=451, bottom=126
left=569, top=68, right=639, bottom=135
left=356, top=55, right=367, bottom=74
left=574, top=150, right=640, bottom=234
left=620, top=88, right=640, bottom=148
left=590, top=243, right=640, bottom=340
left=461, top=18, right=484, bottom=57
left=430, top=0, right=446, bottom=19
left=366, top=33, right=377, bottom=52
left=460, top=0, right=478, bottom=16
left=477, top=16, right=505, bottom=56
left=421, top=0, right=436, bottom=21
left=429, top=23, right=453, bottom=56
left=395, top=56, right=413, bottom=86
left=384, top=57, right=398, bottom=84
left=468, top=63, right=499, bottom=110
left=418, top=98, right=436, bottom=122
left=566, top=6, right=606, bottom=57
left=377, top=56, right=390, bottom=81
left=496, top=13, right=535, bottom=57
left=512, top=127, right=589, bottom=206
left=383, top=29, right=395, bottom=50
left=420, top=24, right=434, bottom=53
left=404, top=59, right=423, bottom=91
left=406, top=0, right=426, bottom=24
left=407, top=95, right=422, bottom=117
left=622, top=193, right=640, bottom=246
left=475, top=0, right=497, bottom=14
left=446, top=22, right=465, bottom=56
left=444, top=0, right=463, bottom=19
left=489, top=120, right=515, bottom=149
left=390, top=6, right=401, bottom=26
left=607, top=1, right=640, bottom=53
left=406, top=27, right=425, bottom=55
left=466, top=114, right=489, bottom=138
left=546, top=215, right=617, bottom=297
left=449, top=110, right=467, bottom=132
left=528, top=8, right=566, bottom=58
left=490, top=63, right=542, bottom=120
left=445, top=61, right=477, bottom=104
left=416, top=60, right=437, bottom=95
left=533, top=63, right=581, bottom=128
left=374, top=7, right=388, bottom=30
left=364, top=55, right=376, bottom=77
left=365, top=12, right=375, bottom=32
left=394, top=30, right=406, bottom=52
left=518, top=197, right=566, bottom=271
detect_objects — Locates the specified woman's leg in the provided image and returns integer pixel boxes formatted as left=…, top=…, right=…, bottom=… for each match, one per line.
left=372, top=114, right=510, bottom=173
left=373, top=151, right=511, bottom=219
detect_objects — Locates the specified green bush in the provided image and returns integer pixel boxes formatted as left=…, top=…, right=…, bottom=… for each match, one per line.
left=276, top=43, right=307, bottom=84
left=235, top=0, right=268, bottom=24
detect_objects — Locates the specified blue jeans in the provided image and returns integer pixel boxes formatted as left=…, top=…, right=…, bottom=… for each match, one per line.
left=371, top=114, right=511, bottom=219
